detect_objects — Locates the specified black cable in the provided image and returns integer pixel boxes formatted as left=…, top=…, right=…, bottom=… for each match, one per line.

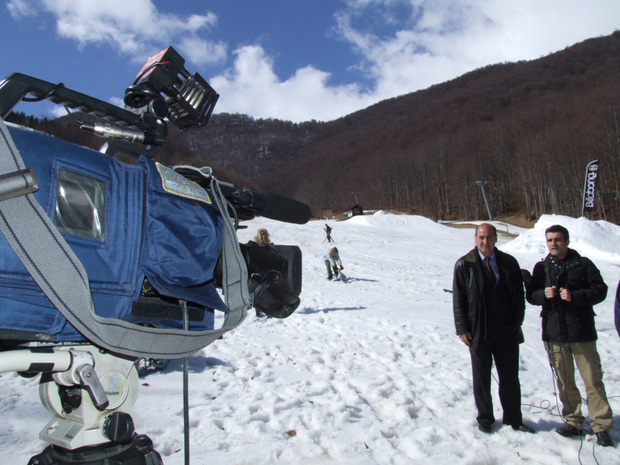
left=592, top=441, right=601, bottom=465
left=543, top=343, right=585, bottom=465
left=181, top=300, right=190, bottom=465
left=543, top=342, right=616, bottom=465
left=226, top=198, right=240, bottom=229
left=489, top=346, right=614, bottom=465
left=520, top=399, right=562, bottom=417
left=21, top=82, right=65, bottom=102
left=63, top=105, right=83, bottom=125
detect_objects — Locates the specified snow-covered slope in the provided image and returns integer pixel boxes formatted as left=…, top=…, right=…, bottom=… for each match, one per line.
left=2, top=213, right=619, bottom=464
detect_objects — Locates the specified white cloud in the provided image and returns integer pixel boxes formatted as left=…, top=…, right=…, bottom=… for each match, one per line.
left=330, top=0, right=620, bottom=107
left=7, top=0, right=226, bottom=65
left=6, top=0, right=31, bottom=17
left=178, top=36, right=227, bottom=66
left=210, top=0, right=620, bottom=122
left=209, top=45, right=376, bottom=122
left=7, top=0, right=620, bottom=122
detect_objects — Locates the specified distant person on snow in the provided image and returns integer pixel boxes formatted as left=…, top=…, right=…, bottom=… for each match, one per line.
left=324, top=247, right=343, bottom=280
left=526, top=224, right=613, bottom=447
left=324, top=223, right=334, bottom=243
left=453, top=223, right=534, bottom=435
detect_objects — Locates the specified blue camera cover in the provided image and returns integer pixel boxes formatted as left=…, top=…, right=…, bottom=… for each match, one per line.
left=0, top=125, right=224, bottom=342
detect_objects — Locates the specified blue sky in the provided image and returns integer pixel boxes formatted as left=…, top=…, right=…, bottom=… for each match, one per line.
left=1, top=0, right=619, bottom=122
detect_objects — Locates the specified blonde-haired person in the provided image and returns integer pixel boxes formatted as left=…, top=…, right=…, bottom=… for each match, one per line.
left=252, top=228, right=272, bottom=246
left=245, top=228, right=283, bottom=317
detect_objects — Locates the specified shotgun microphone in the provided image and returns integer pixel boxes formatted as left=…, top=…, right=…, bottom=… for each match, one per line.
left=225, top=185, right=311, bottom=225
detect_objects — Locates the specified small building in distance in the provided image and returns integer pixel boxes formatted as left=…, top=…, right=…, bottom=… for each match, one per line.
left=344, top=204, right=364, bottom=217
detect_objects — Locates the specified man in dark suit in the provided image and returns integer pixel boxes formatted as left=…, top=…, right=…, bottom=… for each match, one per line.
left=453, top=223, right=534, bottom=434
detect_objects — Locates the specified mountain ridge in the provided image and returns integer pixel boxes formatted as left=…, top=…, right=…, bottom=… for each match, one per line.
left=7, top=31, right=620, bottom=223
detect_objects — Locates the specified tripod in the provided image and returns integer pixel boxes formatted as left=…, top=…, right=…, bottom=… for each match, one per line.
left=0, top=345, right=163, bottom=464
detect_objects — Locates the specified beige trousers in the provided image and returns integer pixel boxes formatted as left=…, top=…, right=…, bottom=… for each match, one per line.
left=546, top=341, right=614, bottom=433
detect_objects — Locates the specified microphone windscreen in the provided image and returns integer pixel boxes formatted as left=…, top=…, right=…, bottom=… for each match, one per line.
left=260, top=192, right=311, bottom=224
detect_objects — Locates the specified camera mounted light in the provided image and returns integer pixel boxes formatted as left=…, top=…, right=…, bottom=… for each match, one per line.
left=125, top=46, right=219, bottom=129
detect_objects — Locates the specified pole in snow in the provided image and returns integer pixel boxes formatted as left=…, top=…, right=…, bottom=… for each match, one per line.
left=476, top=178, right=493, bottom=221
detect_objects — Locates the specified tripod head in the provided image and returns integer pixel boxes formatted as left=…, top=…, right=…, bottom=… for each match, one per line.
left=0, top=346, right=162, bottom=464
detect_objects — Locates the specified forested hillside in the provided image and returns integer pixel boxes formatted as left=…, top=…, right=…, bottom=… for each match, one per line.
left=265, top=31, right=620, bottom=223
left=7, top=32, right=620, bottom=224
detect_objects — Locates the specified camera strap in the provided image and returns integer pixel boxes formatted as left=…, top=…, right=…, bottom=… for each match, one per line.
left=0, top=118, right=250, bottom=358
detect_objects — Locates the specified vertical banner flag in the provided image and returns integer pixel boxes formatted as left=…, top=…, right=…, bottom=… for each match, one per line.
left=581, top=160, right=600, bottom=216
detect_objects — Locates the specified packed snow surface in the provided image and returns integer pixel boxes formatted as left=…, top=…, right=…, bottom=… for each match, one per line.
left=1, top=213, right=619, bottom=464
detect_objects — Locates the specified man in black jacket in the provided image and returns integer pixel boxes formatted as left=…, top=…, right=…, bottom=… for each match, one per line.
left=526, top=224, right=613, bottom=447
left=453, top=223, right=534, bottom=434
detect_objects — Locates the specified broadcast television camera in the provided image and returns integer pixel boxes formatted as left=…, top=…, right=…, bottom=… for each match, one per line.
left=0, top=46, right=310, bottom=464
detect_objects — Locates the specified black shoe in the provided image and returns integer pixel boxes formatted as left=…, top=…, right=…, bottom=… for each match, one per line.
left=596, top=431, right=614, bottom=447
left=511, top=423, right=536, bottom=434
left=556, top=424, right=582, bottom=437
left=478, top=424, right=493, bottom=434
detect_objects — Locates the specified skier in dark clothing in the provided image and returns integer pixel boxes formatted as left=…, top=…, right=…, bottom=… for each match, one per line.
left=324, top=223, right=334, bottom=243
left=453, top=223, right=534, bottom=435
left=526, top=224, right=613, bottom=447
